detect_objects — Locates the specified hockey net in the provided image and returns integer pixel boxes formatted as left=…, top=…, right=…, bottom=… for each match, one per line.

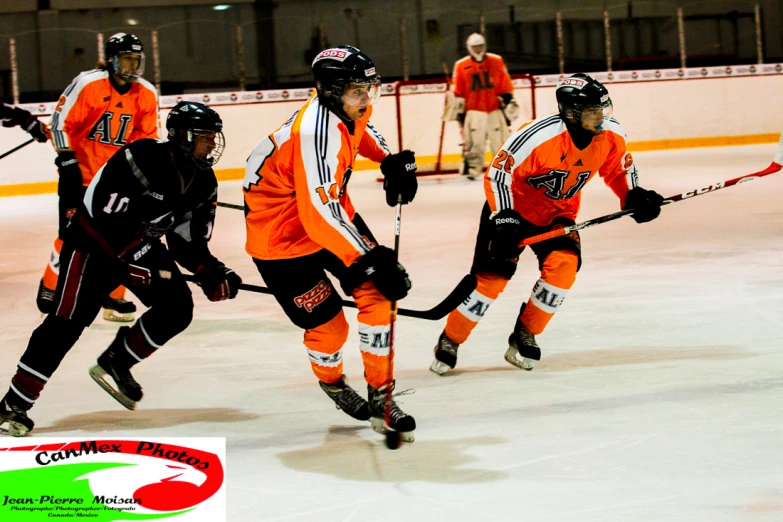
left=392, top=73, right=537, bottom=176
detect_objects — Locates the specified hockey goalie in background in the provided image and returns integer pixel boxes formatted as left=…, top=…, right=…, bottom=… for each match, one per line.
left=443, top=33, right=520, bottom=180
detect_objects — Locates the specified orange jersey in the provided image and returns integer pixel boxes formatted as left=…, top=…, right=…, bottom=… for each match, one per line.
left=244, top=95, right=390, bottom=265
left=452, top=53, right=514, bottom=113
left=50, top=69, right=159, bottom=184
left=484, top=114, right=638, bottom=226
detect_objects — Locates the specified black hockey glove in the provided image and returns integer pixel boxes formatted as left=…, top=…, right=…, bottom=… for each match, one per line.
left=488, top=208, right=525, bottom=260
left=194, top=263, right=242, bottom=301
left=341, top=246, right=411, bottom=302
left=55, top=151, right=84, bottom=238
left=380, top=150, right=418, bottom=207
left=2, top=106, right=48, bottom=143
left=623, top=187, right=664, bottom=224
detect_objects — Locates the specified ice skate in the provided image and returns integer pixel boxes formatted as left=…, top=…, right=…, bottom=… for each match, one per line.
left=36, top=279, right=55, bottom=316
left=89, top=327, right=143, bottom=410
left=430, top=331, right=460, bottom=375
left=102, top=297, right=136, bottom=322
left=505, top=314, right=541, bottom=371
left=0, top=397, right=34, bottom=437
left=368, top=382, right=415, bottom=443
left=319, top=376, right=370, bottom=421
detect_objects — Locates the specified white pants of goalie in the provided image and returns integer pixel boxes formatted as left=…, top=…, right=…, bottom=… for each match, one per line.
left=462, top=109, right=510, bottom=179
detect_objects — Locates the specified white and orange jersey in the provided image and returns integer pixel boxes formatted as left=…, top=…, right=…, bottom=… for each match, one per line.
left=50, top=69, right=159, bottom=185
left=452, top=53, right=514, bottom=113
left=485, top=114, right=638, bottom=226
left=244, top=94, right=390, bottom=265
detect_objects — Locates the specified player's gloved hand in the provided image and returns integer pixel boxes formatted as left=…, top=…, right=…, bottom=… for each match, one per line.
left=2, top=106, right=48, bottom=143
left=55, top=151, right=84, bottom=238
left=127, top=263, right=152, bottom=285
left=623, top=186, right=664, bottom=224
left=342, top=245, right=411, bottom=302
left=488, top=208, right=525, bottom=260
left=380, top=150, right=418, bottom=207
left=194, top=263, right=242, bottom=301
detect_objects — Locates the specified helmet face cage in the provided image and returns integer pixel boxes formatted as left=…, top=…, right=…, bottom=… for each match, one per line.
left=110, top=52, right=145, bottom=82
left=187, top=129, right=225, bottom=169
left=166, top=102, right=224, bottom=169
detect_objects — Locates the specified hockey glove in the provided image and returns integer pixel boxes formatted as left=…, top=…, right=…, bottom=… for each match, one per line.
left=194, top=263, right=242, bottom=301
left=341, top=246, right=411, bottom=302
left=623, top=187, right=664, bottom=224
left=2, top=106, right=48, bottom=143
left=488, top=208, right=525, bottom=260
left=55, top=151, right=84, bottom=238
left=380, top=150, right=418, bottom=207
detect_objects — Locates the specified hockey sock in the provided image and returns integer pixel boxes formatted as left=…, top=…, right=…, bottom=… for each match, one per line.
left=41, top=237, right=63, bottom=291
left=8, top=365, right=47, bottom=409
left=304, top=311, right=349, bottom=384
left=108, top=285, right=127, bottom=301
left=444, top=272, right=508, bottom=344
left=352, top=281, right=393, bottom=389
left=520, top=250, right=578, bottom=335
left=123, top=317, right=167, bottom=363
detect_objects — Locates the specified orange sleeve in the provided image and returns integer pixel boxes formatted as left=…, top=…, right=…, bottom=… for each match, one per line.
left=294, top=105, right=372, bottom=266
left=128, top=81, right=159, bottom=142
left=50, top=74, right=97, bottom=152
left=493, top=56, right=514, bottom=95
left=598, top=120, right=637, bottom=206
left=452, top=61, right=466, bottom=98
left=358, top=121, right=390, bottom=163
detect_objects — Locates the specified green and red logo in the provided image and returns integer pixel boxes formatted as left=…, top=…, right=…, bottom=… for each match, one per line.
left=0, top=438, right=225, bottom=521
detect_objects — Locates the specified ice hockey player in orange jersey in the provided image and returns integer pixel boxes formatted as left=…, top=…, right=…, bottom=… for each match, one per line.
left=38, top=33, right=158, bottom=322
left=430, top=73, right=665, bottom=375
left=244, top=46, right=419, bottom=442
left=447, top=33, right=517, bottom=180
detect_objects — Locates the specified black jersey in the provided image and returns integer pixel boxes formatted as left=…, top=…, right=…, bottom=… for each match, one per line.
left=80, top=138, right=219, bottom=272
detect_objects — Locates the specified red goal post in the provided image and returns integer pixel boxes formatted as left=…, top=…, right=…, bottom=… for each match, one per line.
left=393, top=73, right=537, bottom=176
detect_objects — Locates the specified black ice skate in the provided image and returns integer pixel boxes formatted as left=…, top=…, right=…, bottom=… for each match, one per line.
left=430, top=331, right=460, bottom=375
left=0, top=396, right=34, bottom=437
left=505, top=312, right=541, bottom=371
left=102, top=297, right=136, bottom=322
left=319, top=376, right=370, bottom=421
left=36, top=279, right=55, bottom=316
left=368, top=382, right=416, bottom=443
left=89, top=327, right=143, bottom=410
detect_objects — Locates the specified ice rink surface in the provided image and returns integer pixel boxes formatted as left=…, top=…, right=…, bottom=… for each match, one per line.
left=1, top=143, right=782, bottom=521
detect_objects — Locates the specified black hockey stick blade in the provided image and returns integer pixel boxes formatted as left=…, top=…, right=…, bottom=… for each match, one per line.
left=182, top=273, right=476, bottom=321
left=0, top=138, right=35, bottom=161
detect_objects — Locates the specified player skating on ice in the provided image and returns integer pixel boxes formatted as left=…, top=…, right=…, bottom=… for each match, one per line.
left=244, top=46, right=419, bottom=441
left=39, top=33, right=159, bottom=322
left=431, top=73, right=664, bottom=375
left=0, top=101, right=242, bottom=436
left=1, top=102, right=49, bottom=143
left=443, top=33, right=518, bottom=180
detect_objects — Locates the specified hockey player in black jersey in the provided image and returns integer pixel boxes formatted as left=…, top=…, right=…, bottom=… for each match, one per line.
left=0, top=101, right=242, bottom=436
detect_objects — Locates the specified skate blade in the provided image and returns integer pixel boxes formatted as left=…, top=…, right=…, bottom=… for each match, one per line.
left=370, top=417, right=415, bottom=443
left=0, top=419, right=31, bottom=437
left=88, top=364, right=137, bottom=411
left=504, top=346, right=535, bottom=371
left=429, top=359, right=451, bottom=375
left=102, top=309, right=135, bottom=323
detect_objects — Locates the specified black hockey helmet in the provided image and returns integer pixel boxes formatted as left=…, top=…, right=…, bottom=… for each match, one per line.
left=105, top=33, right=145, bottom=82
left=556, top=73, right=612, bottom=126
left=166, top=101, right=225, bottom=170
left=312, top=46, right=381, bottom=120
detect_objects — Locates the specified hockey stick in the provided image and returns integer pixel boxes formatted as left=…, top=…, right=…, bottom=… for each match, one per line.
left=518, top=165, right=783, bottom=248
left=383, top=198, right=404, bottom=448
left=0, top=138, right=34, bottom=161
left=181, top=272, right=475, bottom=321
left=217, top=201, right=243, bottom=210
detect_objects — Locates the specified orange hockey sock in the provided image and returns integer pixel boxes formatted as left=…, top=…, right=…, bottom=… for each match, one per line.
left=444, top=272, right=509, bottom=344
left=304, top=311, right=350, bottom=384
left=521, top=251, right=579, bottom=335
left=41, top=238, right=63, bottom=291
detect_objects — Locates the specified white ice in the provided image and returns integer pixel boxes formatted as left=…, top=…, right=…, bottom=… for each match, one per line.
left=1, top=144, right=782, bottom=521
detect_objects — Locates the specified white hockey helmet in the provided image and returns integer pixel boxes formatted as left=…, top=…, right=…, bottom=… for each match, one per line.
left=466, top=33, right=486, bottom=62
